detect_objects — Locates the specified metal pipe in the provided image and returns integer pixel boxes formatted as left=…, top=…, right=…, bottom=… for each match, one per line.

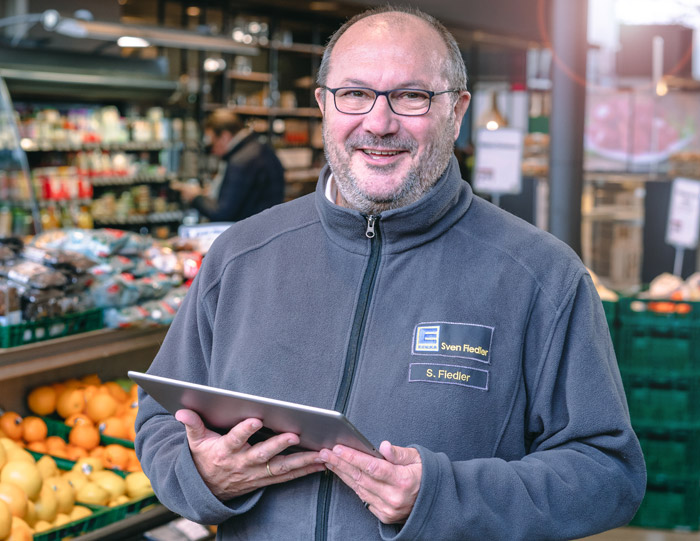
left=548, top=0, right=588, bottom=255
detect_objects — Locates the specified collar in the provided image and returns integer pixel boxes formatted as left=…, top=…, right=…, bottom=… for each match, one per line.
left=222, top=128, right=255, bottom=158
left=315, top=155, right=473, bottom=255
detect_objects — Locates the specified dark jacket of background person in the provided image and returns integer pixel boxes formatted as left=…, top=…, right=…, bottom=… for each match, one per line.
left=191, top=131, right=285, bottom=222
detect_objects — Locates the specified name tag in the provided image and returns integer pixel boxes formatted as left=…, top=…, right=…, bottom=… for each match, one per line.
left=413, top=322, right=493, bottom=364
left=409, top=363, right=489, bottom=390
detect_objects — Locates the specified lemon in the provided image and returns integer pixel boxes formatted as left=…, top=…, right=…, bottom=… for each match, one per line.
left=33, top=484, right=58, bottom=523
left=90, top=470, right=126, bottom=500
left=43, top=476, right=75, bottom=515
left=76, top=482, right=110, bottom=506
left=70, top=505, right=92, bottom=520
left=0, top=461, right=42, bottom=501
left=125, top=471, right=153, bottom=499
left=36, top=455, right=59, bottom=481
left=0, top=499, right=11, bottom=539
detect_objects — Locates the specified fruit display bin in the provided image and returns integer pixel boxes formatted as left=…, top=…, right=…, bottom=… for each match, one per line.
left=616, top=298, right=700, bottom=377
left=629, top=475, right=700, bottom=531
left=0, top=308, right=104, bottom=349
left=34, top=493, right=159, bottom=541
left=602, top=300, right=618, bottom=347
left=26, top=450, right=159, bottom=540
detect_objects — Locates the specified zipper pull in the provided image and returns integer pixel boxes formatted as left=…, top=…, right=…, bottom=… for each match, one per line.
left=365, top=215, right=377, bottom=239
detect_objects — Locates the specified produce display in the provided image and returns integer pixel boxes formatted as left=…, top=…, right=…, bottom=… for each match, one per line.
left=0, top=374, right=154, bottom=539
left=0, top=228, right=203, bottom=343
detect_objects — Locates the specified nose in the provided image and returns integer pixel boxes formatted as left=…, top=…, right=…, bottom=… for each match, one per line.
left=361, top=94, right=400, bottom=136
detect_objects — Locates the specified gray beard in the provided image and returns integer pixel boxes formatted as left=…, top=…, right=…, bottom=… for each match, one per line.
left=323, top=125, right=455, bottom=214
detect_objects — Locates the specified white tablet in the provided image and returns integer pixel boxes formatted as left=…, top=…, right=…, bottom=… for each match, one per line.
left=129, top=371, right=382, bottom=458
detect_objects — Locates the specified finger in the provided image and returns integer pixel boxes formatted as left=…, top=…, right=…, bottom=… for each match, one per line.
left=325, top=445, right=388, bottom=482
left=175, top=409, right=209, bottom=444
left=263, top=452, right=327, bottom=485
left=223, top=418, right=264, bottom=451
left=246, top=432, right=303, bottom=464
left=379, top=441, right=421, bottom=466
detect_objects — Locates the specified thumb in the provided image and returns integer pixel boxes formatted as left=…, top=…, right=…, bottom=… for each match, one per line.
left=379, top=441, right=421, bottom=466
left=175, top=409, right=208, bottom=444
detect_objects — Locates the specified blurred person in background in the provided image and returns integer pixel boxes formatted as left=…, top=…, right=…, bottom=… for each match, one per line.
left=172, top=109, right=285, bottom=222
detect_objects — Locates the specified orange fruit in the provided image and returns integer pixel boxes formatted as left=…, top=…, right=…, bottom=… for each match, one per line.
left=26, top=386, right=56, bottom=416
left=98, top=417, right=127, bottom=440
left=0, top=414, right=23, bottom=441
left=81, top=374, right=102, bottom=386
left=45, top=436, right=67, bottom=457
left=68, top=424, right=100, bottom=451
left=20, top=416, right=47, bottom=443
left=0, top=483, right=27, bottom=518
left=129, top=384, right=139, bottom=401
left=64, top=413, right=93, bottom=428
left=56, top=388, right=85, bottom=420
left=82, top=385, right=100, bottom=404
left=65, top=445, right=89, bottom=461
left=103, top=382, right=129, bottom=403
left=26, top=441, right=47, bottom=454
left=89, top=446, right=105, bottom=460
left=102, top=444, right=130, bottom=470
left=85, top=393, right=118, bottom=423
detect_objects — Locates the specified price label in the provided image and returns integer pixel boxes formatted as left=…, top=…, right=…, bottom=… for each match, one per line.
left=473, top=128, right=524, bottom=195
left=666, top=178, right=700, bottom=249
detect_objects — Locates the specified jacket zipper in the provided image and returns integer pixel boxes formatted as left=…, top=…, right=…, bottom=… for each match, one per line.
left=315, top=214, right=381, bottom=541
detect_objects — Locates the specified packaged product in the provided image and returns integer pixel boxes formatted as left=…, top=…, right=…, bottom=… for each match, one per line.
left=3, top=260, right=68, bottom=290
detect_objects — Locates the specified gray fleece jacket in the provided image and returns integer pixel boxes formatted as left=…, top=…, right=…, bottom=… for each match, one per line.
left=135, top=156, right=646, bottom=540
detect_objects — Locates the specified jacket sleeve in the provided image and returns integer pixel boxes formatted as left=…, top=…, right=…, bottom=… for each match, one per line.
left=134, top=269, right=264, bottom=525
left=383, top=274, right=646, bottom=541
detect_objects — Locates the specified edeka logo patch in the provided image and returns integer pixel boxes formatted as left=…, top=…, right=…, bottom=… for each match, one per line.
left=409, top=363, right=489, bottom=390
left=412, top=321, right=494, bottom=364
left=415, top=325, right=440, bottom=352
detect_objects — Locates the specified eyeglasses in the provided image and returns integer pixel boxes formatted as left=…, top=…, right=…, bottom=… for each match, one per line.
left=320, top=86, right=462, bottom=116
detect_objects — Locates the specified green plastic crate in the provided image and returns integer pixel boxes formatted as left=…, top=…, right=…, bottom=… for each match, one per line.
left=617, top=298, right=700, bottom=377
left=602, top=300, right=618, bottom=350
left=624, top=375, right=700, bottom=429
left=630, top=475, right=700, bottom=531
left=636, top=427, right=700, bottom=479
left=0, top=308, right=104, bottom=349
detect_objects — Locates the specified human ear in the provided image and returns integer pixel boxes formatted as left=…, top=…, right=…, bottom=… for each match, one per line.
left=453, top=91, right=471, bottom=140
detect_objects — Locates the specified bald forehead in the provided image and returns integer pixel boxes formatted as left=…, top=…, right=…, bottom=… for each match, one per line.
left=335, top=12, right=447, bottom=55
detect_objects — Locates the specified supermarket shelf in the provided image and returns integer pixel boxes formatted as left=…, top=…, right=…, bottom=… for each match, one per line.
left=93, top=211, right=184, bottom=226
left=20, top=141, right=174, bottom=153
left=0, top=326, right=168, bottom=380
left=227, top=70, right=273, bottom=83
left=203, top=104, right=322, bottom=117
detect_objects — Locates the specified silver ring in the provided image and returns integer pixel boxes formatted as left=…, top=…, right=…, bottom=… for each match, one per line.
left=266, top=461, right=273, bottom=477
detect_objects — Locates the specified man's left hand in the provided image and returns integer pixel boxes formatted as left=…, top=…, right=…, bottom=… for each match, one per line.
left=319, top=441, right=422, bottom=524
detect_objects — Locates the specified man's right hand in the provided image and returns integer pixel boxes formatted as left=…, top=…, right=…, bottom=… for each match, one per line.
left=175, top=409, right=326, bottom=500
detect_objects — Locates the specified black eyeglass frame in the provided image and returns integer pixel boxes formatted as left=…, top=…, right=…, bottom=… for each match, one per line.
left=319, top=86, right=463, bottom=116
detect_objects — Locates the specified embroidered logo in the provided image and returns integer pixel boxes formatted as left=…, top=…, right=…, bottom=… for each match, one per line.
left=415, top=325, right=440, bottom=352
left=412, top=321, right=494, bottom=364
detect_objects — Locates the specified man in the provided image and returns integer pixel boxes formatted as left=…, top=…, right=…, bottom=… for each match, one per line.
left=172, top=109, right=285, bottom=222
left=136, top=6, right=646, bottom=540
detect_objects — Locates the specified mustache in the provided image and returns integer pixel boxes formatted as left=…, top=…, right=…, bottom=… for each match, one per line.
left=345, top=134, right=418, bottom=153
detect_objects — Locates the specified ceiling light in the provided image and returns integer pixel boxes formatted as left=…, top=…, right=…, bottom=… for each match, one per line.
left=117, top=36, right=150, bottom=47
left=203, top=57, right=226, bottom=72
left=187, top=7, right=201, bottom=17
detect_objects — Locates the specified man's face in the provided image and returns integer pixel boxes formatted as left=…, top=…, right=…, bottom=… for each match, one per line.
left=205, top=128, right=234, bottom=158
left=315, top=14, right=470, bottom=213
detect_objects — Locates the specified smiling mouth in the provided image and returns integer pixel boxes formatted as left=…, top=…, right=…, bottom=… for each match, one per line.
left=361, top=149, right=404, bottom=158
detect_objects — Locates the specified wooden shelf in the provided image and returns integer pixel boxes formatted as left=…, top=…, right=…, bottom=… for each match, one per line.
left=205, top=104, right=321, bottom=118
left=227, top=71, right=273, bottom=83
left=0, top=326, right=168, bottom=381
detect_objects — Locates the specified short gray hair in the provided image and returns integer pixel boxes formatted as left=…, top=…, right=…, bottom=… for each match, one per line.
left=316, top=5, right=467, bottom=93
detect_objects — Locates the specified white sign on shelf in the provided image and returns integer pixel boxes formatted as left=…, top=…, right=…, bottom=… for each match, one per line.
left=472, top=127, right=524, bottom=196
left=666, top=177, right=700, bottom=250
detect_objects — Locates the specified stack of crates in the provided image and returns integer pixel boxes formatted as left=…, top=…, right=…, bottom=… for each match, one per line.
left=615, top=297, right=700, bottom=531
